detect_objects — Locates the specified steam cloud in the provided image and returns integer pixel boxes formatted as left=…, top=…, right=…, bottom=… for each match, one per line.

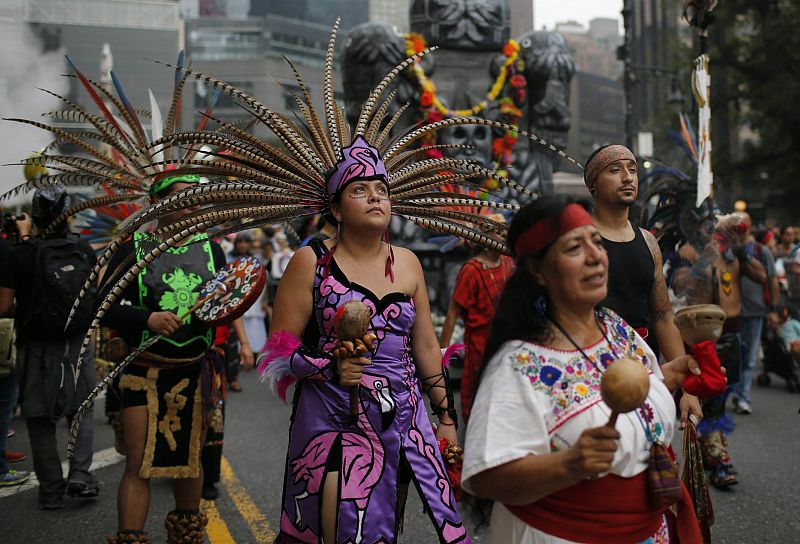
left=0, top=8, right=67, bottom=205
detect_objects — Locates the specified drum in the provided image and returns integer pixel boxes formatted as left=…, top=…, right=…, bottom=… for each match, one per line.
left=195, top=256, right=267, bottom=326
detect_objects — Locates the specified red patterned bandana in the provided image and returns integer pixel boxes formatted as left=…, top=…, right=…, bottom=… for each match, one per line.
left=584, top=145, right=636, bottom=189
left=514, top=203, right=594, bottom=259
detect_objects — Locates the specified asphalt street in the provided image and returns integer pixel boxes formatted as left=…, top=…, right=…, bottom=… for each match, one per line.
left=0, top=368, right=798, bottom=543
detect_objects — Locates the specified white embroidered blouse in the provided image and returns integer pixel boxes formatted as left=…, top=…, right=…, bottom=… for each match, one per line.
left=462, top=309, right=676, bottom=544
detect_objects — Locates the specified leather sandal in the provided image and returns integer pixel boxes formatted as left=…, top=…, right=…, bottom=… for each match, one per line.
left=710, top=462, right=738, bottom=488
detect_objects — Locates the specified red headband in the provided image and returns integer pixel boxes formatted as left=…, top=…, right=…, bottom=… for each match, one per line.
left=514, top=203, right=594, bottom=259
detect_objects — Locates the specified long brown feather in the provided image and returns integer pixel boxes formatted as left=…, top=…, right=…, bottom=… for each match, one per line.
left=3, top=118, right=121, bottom=170
left=335, top=103, right=351, bottom=148
left=392, top=205, right=507, bottom=233
left=355, top=46, right=437, bottom=136
left=403, top=215, right=509, bottom=254
left=147, top=132, right=314, bottom=184
left=365, top=89, right=397, bottom=143
left=44, top=193, right=142, bottom=234
left=385, top=144, right=473, bottom=171
left=38, top=87, right=147, bottom=164
left=66, top=74, right=149, bottom=150
left=284, top=56, right=336, bottom=164
left=374, top=101, right=413, bottom=149
left=323, top=18, right=341, bottom=154
left=384, top=116, right=583, bottom=171
left=205, top=116, right=319, bottom=179
left=148, top=159, right=322, bottom=197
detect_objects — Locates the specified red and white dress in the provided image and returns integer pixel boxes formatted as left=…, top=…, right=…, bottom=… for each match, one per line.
left=451, top=255, right=514, bottom=423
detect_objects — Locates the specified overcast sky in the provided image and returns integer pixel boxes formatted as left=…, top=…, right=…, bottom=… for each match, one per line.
left=534, top=0, right=624, bottom=32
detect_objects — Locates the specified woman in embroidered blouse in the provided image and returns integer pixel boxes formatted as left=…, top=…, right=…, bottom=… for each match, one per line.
left=462, top=195, right=703, bottom=544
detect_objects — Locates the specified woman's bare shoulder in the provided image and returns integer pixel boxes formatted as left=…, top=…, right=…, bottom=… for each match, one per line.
left=283, top=245, right=318, bottom=278
left=392, top=246, right=421, bottom=268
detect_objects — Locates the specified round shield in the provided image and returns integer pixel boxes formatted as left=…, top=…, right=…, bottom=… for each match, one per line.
left=195, top=256, right=266, bottom=326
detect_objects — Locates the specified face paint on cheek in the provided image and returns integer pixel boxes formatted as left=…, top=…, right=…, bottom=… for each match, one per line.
left=346, top=194, right=367, bottom=200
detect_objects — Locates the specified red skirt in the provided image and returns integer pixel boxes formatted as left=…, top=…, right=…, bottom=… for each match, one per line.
left=505, top=472, right=701, bottom=543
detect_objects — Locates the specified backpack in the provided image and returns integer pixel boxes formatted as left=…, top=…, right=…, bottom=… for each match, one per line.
left=22, top=236, right=97, bottom=339
left=753, top=243, right=772, bottom=306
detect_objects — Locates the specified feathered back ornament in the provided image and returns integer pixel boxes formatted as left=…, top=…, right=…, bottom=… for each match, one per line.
left=1, top=50, right=213, bottom=224
left=129, top=18, right=583, bottom=249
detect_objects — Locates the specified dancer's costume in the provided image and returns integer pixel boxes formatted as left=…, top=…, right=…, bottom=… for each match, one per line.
left=641, top=170, right=741, bottom=490
left=451, top=254, right=514, bottom=423
left=0, top=51, right=230, bottom=544
left=101, top=228, right=225, bottom=478
left=271, top=240, right=467, bottom=543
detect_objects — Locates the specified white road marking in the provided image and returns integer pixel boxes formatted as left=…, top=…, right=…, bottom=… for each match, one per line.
left=0, top=446, right=124, bottom=498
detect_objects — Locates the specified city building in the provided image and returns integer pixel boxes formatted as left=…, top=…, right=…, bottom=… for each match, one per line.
left=369, top=0, right=410, bottom=32
left=508, top=0, right=534, bottom=38
left=0, top=0, right=180, bottom=198
left=626, top=0, right=684, bottom=135
left=555, top=18, right=622, bottom=80
left=547, top=18, right=625, bottom=166
left=181, top=8, right=353, bottom=130
left=565, top=71, right=625, bottom=167
left=248, top=0, right=367, bottom=32
left=13, top=0, right=181, bottom=111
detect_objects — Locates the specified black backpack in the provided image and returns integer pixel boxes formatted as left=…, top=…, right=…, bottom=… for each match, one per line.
left=22, top=236, right=97, bottom=338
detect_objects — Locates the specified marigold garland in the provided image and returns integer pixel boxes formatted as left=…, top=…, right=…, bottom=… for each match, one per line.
left=403, top=33, right=528, bottom=200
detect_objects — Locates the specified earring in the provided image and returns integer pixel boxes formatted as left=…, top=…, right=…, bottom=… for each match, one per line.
left=336, top=221, right=342, bottom=241
left=533, top=295, right=548, bottom=316
left=383, top=228, right=395, bottom=283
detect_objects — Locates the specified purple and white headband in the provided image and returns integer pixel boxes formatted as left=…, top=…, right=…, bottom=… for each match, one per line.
left=325, top=135, right=388, bottom=198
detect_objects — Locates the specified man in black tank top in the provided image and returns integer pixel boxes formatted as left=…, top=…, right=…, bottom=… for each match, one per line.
left=585, top=144, right=702, bottom=428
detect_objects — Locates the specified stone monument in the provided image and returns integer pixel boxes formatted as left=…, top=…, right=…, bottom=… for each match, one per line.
left=343, top=0, right=575, bottom=309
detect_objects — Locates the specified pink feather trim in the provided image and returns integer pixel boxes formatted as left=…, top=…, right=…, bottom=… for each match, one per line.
left=441, top=344, right=465, bottom=367
left=257, top=331, right=302, bottom=402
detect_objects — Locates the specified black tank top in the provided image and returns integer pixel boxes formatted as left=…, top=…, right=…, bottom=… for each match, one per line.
left=602, top=226, right=655, bottom=329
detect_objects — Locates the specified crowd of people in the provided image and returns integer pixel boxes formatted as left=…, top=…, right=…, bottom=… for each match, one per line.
left=0, top=19, right=791, bottom=542
left=0, top=139, right=795, bottom=542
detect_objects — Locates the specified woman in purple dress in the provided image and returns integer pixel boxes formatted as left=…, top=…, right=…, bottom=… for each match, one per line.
left=260, top=137, right=470, bottom=544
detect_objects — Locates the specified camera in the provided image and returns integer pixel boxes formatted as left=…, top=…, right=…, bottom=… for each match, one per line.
left=1, top=213, right=20, bottom=244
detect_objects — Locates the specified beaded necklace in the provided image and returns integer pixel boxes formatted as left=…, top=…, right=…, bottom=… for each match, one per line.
left=548, top=311, right=660, bottom=447
left=548, top=310, right=681, bottom=507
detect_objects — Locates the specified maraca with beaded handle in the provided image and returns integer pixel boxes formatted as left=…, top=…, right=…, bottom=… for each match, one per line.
left=332, top=300, right=378, bottom=416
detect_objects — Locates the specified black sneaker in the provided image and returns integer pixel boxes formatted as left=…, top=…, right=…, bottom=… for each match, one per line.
left=202, top=483, right=218, bottom=500
left=39, top=497, right=65, bottom=510
left=66, top=480, right=100, bottom=498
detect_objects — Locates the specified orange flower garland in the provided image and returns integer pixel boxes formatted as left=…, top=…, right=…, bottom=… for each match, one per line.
left=403, top=33, right=528, bottom=199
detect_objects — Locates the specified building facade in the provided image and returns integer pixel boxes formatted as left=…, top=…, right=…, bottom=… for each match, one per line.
left=566, top=71, right=625, bottom=166
left=18, top=0, right=181, bottom=111
left=182, top=11, right=349, bottom=131
left=368, top=0, right=410, bottom=32
left=556, top=18, right=623, bottom=81
left=627, top=0, right=684, bottom=134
